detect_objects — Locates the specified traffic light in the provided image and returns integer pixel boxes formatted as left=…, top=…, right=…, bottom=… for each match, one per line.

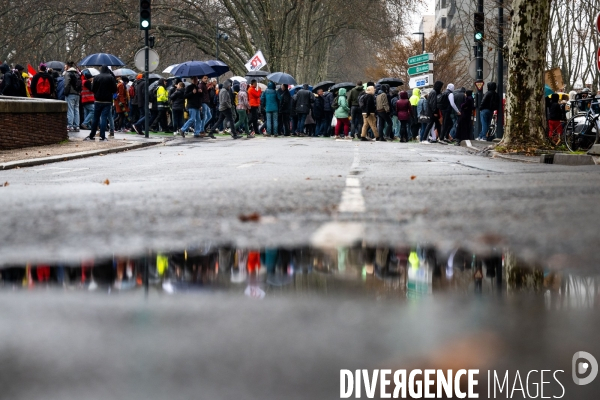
left=474, top=12, right=484, bottom=42
left=140, top=0, right=151, bottom=30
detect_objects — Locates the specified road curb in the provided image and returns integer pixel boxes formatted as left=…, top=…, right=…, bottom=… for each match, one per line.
left=488, top=151, right=540, bottom=164
left=0, top=140, right=164, bottom=170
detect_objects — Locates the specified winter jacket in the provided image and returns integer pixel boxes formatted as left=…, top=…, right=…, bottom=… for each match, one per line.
left=279, top=88, right=292, bottom=114
left=347, top=85, right=364, bottom=107
left=323, top=91, right=334, bottom=112
left=135, top=80, right=146, bottom=108
left=63, top=68, right=81, bottom=96
left=218, top=82, right=232, bottom=111
left=156, top=85, right=168, bottom=103
left=294, top=88, right=314, bottom=114
left=427, top=81, right=444, bottom=115
left=417, top=98, right=427, bottom=118
left=313, top=94, right=325, bottom=119
left=0, top=64, right=18, bottom=96
left=248, top=85, right=262, bottom=108
left=260, top=82, right=280, bottom=113
left=480, top=82, right=498, bottom=111
left=55, top=77, right=65, bottom=101
left=237, top=82, right=250, bottom=110
left=30, top=71, right=56, bottom=99
left=81, top=79, right=95, bottom=104
left=199, top=81, right=211, bottom=104
left=361, top=86, right=377, bottom=115
left=334, top=88, right=351, bottom=119
left=396, top=91, right=412, bottom=121
left=115, top=81, right=130, bottom=113
left=185, top=83, right=202, bottom=109
left=91, top=67, right=117, bottom=102
left=452, top=89, right=466, bottom=113
left=170, top=88, right=185, bottom=111
left=409, top=88, right=420, bottom=107
left=376, top=92, right=390, bottom=112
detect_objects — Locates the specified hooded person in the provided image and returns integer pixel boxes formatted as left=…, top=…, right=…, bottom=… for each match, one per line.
left=478, top=82, right=498, bottom=140
left=376, top=84, right=393, bottom=140
left=0, top=63, right=20, bottom=96
left=347, top=81, right=365, bottom=138
left=334, top=87, right=351, bottom=139
left=85, top=65, right=117, bottom=141
left=449, top=87, right=466, bottom=140
left=322, top=89, right=335, bottom=136
left=234, top=81, right=254, bottom=138
left=212, top=79, right=240, bottom=139
left=409, top=88, right=421, bottom=139
left=293, top=83, right=314, bottom=136
left=169, top=81, right=186, bottom=132
left=438, top=83, right=455, bottom=142
left=260, top=81, right=280, bottom=136
left=456, top=90, right=474, bottom=144
left=63, top=62, right=82, bottom=131
left=278, top=84, right=292, bottom=136
left=547, top=93, right=563, bottom=140
left=13, top=64, right=28, bottom=97
left=423, top=80, right=444, bottom=143
left=360, top=85, right=380, bottom=141
left=30, top=63, right=55, bottom=99
left=396, top=91, right=412, bottom=142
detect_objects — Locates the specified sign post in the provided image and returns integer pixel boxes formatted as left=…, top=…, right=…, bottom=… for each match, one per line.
left=408, top=63, right=433, bottom=76
left=409, top=74, right=434, bottom=89
left=407, top=53, right=435, bottom=66
left=407, top=54, right=434, bottom=89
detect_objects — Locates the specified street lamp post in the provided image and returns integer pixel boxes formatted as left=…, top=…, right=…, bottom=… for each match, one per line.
left=215, top=23, right=229, bottom=83
left=413, top=32, right=425, bottom=54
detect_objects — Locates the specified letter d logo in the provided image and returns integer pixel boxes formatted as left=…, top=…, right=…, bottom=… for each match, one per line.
left=572, top=351, right=598, bottom=385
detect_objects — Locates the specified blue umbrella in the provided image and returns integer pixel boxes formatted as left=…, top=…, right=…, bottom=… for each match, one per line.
left=289, top=85, right=313, bottom=96
left=267, top=72, right=297, bottom=85
left=205, top=60, right=230, bottom=76
left=544, top=85, right=554, bottom=97
left=170, top=61, right=217, bottom=78
left=78, top=53, right=126, bottom=67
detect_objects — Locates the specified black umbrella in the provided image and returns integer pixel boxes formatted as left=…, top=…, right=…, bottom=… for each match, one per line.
left=245, top=70, right=269, bottom=78
left=377, top=77, right=404, bottom=87
left=45, top=61, right=65, bottom=71
left=267, top=72, right=297, bottom=85
left=149, top=73, right=164, bottom=80
left=312, top=81, right=335, bottom=93
left=205, top=60, right=230, bottom=76
left=78, top=53, right=126, bottom=67
left=329, top=82, right=356, bottom=92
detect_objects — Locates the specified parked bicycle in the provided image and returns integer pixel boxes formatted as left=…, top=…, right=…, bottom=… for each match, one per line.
left=562, top=100, right=599, bottom=153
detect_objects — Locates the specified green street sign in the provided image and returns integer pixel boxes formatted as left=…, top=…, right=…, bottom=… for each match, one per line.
left=407, top=53, right=435, bottom=66
left=407, top=63, right=433, bottom=76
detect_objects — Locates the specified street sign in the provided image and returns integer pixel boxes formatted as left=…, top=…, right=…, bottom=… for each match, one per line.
left=468, top=59, right=491, bottom=80
left=407, top=53, right=435, bottom=66
left=408, top=63, right=433, bottom=76
left=135, top=48, right=159, bottom=72
left=408, top=73, right=433, bottom=89
left=475, top=80, right=485, bottom=91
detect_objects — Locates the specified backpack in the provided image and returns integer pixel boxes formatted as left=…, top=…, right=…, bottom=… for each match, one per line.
left=36, top=76, right=51, bottom=95
left=358, top=92, right=367, bottom=110
left=2, top=71, right=21, bottom=96
left=332, top=95, right=338, bottom=110
left=436, top=91, right=450, bottom=111
left=69, top=72, right=82, bottom=93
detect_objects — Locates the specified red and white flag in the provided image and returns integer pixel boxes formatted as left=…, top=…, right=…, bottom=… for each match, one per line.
left=244, top=51, right=267, bottom=72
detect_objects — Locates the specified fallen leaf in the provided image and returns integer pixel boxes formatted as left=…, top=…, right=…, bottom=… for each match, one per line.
left=306, top=177, right=311, bottom=180
left=427, top=159, right=431, bottom=162
left=2, top=181, right=8, bottom=187
left=338, top=175, right=342, bottom=177
left=38, top=151, right=41, bottom=153
left=239, top=212, right=261, bottom=223
left=103, top=179, right=110, bottom=185
left=25, top=153, right=28, bottom=155
left=410, top=176, right=417, bottom=180
left=46, top=153, right=50, bottom=155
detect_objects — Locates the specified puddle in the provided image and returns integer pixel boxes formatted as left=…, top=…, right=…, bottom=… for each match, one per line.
left=2, top=244, right=597, bottom=307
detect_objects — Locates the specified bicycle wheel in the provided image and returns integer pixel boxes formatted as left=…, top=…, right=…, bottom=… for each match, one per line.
left=563, top=115, right=595, bottom=152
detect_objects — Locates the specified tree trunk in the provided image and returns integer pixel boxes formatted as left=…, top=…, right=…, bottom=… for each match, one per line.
left=503, top=0, right=552, bottom=150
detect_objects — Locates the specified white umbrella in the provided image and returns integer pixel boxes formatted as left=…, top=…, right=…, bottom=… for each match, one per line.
left=82, top=68, right=100, bottom=76
left=163, top=64, right=179, bottom=74
left=257, top=83, right=267, bottom=90
left=229, top=76, right=247, bottom=83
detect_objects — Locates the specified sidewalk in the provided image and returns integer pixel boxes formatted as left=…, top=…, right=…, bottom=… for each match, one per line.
left=0, top=130, right=165, bottom=170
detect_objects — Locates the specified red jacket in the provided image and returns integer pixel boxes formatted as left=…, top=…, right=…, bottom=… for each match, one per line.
left=81, top=78, right=95, bottom=104
left=395, top=91, right=412, bottom=121
left=248, top=86, right=262, bottom=108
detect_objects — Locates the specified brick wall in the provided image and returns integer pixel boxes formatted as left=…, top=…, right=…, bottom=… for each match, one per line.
left=0, top=96, right=68, bottom=150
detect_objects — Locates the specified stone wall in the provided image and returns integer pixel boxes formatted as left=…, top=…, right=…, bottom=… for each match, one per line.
left=0, top=96, right=68, bottom=150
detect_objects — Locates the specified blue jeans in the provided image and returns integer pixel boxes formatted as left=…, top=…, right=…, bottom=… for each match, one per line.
left=479, top=109, right=492, bottom=139
left=181, top=108, right=202, bottom=135
left=66, top=94, right=80, bottom=128
left=200, top=103, right=212, bottom=133
left=266, top=112, right=278, bottom=135
left=315, top=118, right=328, bottom=137
left=296, top=113, right=307, bottom=134
left=82, top=103, right=94, bottom=126
left=420, top=123, right=428, bottom=141
left=89, top=102, right=112, bottom=139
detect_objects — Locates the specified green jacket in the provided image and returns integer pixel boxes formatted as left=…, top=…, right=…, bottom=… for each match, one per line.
left=334, top=88, right=351, bottom=118
left=347, top=85, right=364, bottom=107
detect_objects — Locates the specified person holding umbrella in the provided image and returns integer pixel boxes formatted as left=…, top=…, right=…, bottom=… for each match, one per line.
left=211, top=79, right=240, bottom=139
left=198, top=75, right=212, bottom=134
left=234, top=82, right=254, bottom=138
left=84, top=66, right=117, bottom=141
left=260, top=81, right=280, bottom=137
left=293, top=84, right=314, bottom=136
left=149, top=78, right=171, bottom=133
left=178, top=76, right=212, bottom=138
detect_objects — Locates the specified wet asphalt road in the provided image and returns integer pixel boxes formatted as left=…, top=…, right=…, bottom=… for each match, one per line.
left=1, top=136, right=599, bottom=270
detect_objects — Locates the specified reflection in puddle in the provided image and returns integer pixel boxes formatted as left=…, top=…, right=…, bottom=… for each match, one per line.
left=1, top=244, right=598, bottom=308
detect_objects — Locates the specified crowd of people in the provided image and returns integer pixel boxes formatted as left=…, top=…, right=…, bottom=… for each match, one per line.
left=3, top=60, right=598, bottom=145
